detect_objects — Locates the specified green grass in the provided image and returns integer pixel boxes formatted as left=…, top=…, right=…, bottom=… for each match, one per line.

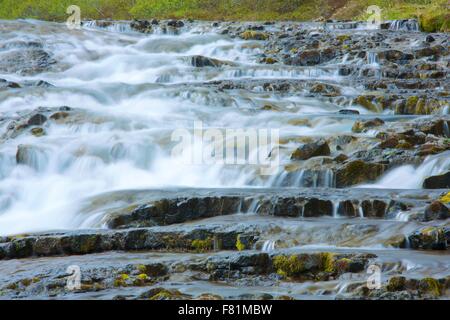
left=0, top=0, right=448, bottom=31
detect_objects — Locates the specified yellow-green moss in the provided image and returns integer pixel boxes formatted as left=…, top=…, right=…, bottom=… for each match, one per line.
left=421, top=277, right=443, bottom=296
left=240, top=30, right=269, bottom=41
left=319, top=252, right=335, bottom=273
left=236, top=236, right=245, bottom=251
left=354, top=96, right=379, bottom=113
left=439, top=192, right=450, bottom=204
left=273, top=255, right=305, bottom=278
left=191, top=238, right=213, bottom=253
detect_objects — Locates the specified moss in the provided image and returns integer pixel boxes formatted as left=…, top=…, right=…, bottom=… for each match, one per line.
left=149, top=289, right=183, bottom=300
left=319, top=252, right=335, bottom=273
left=20, top=279, right=32, bottom=287
left=273, top=255, right=305, bottom=278
left=240, top=30, right=269, bottom=41
left=439, top=192, right=450, bottom=204
left=420, top=277, right=443, bottom=296
left=114, top=273, right=130, bottom=287
left=262, top=57, right=278, bottom=64
left=191, top=238, right=213, bottom=253
left=386, top=276, right=406, bottom=292
left=405, top=96, right=419, bottom=114
left=354, top=96, right=379, bottom=113
left=336, top=35, right=350, bottom=42
left=133, top=273, right=150, bottom=286
left=236, top=235, right=245, bottom=251
left=30, top=127, right=45, bottom=137
left=334, top=258, right=352, bottom=273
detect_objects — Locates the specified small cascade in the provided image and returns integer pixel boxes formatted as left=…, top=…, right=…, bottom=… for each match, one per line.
left=262, top=240, right=276, bottom=252
left=358, top=205, right=364, bottom=218
left=82, top=20, right=133, bottom=33
left=332, top=201, right=339, bottom=218
left=359, top=151, right=450, bottom=189
left=268, top=169, right=335, bottom=188
left=388, top=19, right=419, bottom=32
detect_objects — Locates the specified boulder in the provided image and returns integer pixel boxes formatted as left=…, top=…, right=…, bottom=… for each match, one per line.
left=190, top=55, right=226, bottom=68
left=408, top=226, right=448, bottom=250
left=290, top=139, right=331, bottom=160
left=423, top=172, right=450, bottom=189
left=336, top=161, right=385, bottom=187
left=423, top=201, right=449, bottom=221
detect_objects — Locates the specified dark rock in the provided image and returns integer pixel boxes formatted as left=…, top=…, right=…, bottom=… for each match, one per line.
left=408, top=226, right=448, bottom=250
left=130, top=20, right=152, bottom=33
left=338, top=109, right=359, bottom=115
left=27, top=114, right=47, bottom=126
left=423, top=172, right=450, bottom=189
left=361, top=200, right=387, bottom=218
left=191, top=55, right=226, bottom=68
left=303, top=198, right=333, bottom=217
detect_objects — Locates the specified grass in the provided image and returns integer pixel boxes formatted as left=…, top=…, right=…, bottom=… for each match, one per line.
left=0, top=0, right=448, bottom=31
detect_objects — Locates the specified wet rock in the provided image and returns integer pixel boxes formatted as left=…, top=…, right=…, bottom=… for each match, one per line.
left=190, top=55, right=227, bottom=68
left=167, top=20, right=184, bottom=28
left=408, top=226, right=448, bottom=250
left=336, top=161, right=385, bottom=187
left=0, top=79, right=21, bottom=88
left=27, top=114, right=47, bottom=126
left=338, top=109, right=359, bottom=115
left=0, top=49, right=55, bottom=75
left=337, top=200, right=356, bottom=217
left=130, top=20, right=152, bottom=33
left=423, top=201, right=449, bottom=221
left=378, top=50, right=414, bottom=64
left=352, top=118, right=384, bottom=133
left=353, top=96, right=379, bottom=113
left=290, top=139, right=331, bottom=160
left=49, top=112, right=70, bottom=121
left=422, top=172, right=450, bottom=189
left=303, top=198, right=333, bottom=217
left=361, top=200, right=387, bottom=218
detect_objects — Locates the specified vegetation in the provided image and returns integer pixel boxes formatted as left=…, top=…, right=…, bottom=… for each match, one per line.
left=0, top=0, right=448, bottom=31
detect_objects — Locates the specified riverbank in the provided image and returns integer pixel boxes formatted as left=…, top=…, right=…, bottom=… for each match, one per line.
left=0, top=0, right=449, bottom=32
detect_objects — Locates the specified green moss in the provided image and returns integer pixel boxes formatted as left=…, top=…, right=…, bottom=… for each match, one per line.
left=319, top=252, right=335, bottom=273
left=191, top=238, right=213, bottom=253
left=273, top=255, right=305, bottom=278
left=236, top=236, right=245, bottom=251
left=386, top=276, right=406, bottom=292
left=149, top=289, right=183, bottom=300
left=240, top=30, right=269, bottom=41
left=439, top=192, right=450, bottom=204
left=420, top=277, right=443, bottom=296
left=354, top=96, right=379, bottom=113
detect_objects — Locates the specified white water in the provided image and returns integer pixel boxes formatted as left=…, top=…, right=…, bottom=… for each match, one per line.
left=0, top=20, right=446, bottom=235
left=359, top=151, right=450, bottom=189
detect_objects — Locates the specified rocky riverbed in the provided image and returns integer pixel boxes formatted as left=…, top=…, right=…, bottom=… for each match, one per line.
left=0, top=18, right=449, bottom=300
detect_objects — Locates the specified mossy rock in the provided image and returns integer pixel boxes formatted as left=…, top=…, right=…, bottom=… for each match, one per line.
left=439, top=192, right=450, bottom=204
left=419, top=277, right=443, bottom=297
left=240, top=30, right=269, bottom=41
left=191, top=238, right=213, bottom=252
left=273, top=255, right=306, bottom=278
left=386, top=276, right=406, bottom=292
left=354, top=96, right=379, bottom=113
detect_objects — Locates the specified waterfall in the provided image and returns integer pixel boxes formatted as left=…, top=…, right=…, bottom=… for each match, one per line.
left=359, top=151, right=450, bottom=189
left=262, top=240, right=276, bottom=252
left=388, top=19, right=419, bottom=32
